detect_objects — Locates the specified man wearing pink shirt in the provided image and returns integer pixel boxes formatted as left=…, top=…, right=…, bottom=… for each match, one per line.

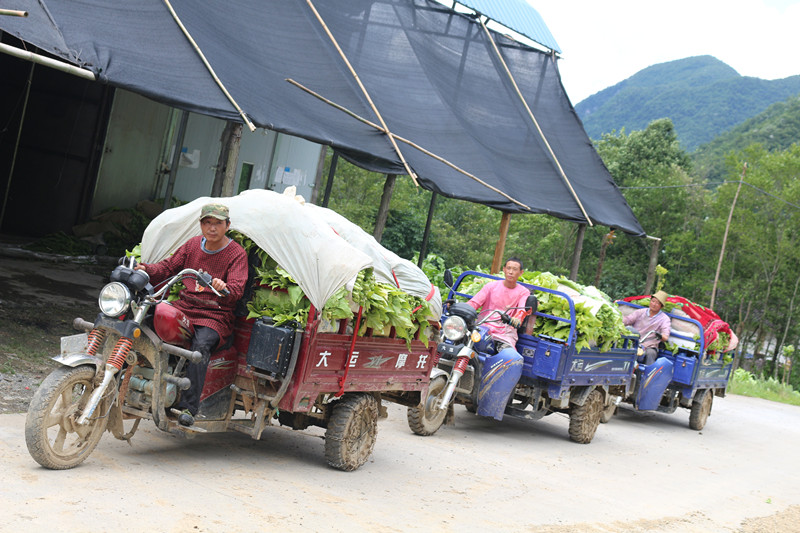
left=466, top=257, right=531, bottom=420
left=467, top=257, right=531, bottom=351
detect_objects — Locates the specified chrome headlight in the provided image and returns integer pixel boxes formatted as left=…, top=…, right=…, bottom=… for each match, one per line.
left=98, top=282, right=131, bottom=317
left=442, top=315, right=467, bottom=341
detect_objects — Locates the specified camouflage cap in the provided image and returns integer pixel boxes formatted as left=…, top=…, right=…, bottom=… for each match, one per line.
left=199, top=203, right=229, bottom=221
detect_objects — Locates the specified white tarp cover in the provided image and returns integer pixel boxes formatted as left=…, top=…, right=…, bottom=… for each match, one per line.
left=141, top=189, right=440, bottom=317
left=306, top=204, right=442, bottom=318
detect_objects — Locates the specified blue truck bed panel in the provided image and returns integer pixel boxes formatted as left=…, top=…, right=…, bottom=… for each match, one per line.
left=517, top=334, right=635, bottom=388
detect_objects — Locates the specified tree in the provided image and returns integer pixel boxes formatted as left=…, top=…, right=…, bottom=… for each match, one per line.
left=589, top=118, right=706, bottom=297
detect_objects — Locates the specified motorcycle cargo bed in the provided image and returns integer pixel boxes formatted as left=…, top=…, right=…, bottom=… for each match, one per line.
left=278, top=324, right=436, bottom=412
left=233, top=316, right=437, bottom=413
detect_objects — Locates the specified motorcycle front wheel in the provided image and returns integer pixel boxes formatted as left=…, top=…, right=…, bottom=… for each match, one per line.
left=407, top=375, right=448, bottom=436
left=25, top=365, right=110, bottom=469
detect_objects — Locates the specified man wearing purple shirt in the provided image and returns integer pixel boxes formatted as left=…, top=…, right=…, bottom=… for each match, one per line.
left=623, top=290, right=672, bottom=365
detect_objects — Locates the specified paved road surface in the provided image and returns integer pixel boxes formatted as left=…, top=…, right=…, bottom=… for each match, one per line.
left=2, top=393, right=799, bottom=532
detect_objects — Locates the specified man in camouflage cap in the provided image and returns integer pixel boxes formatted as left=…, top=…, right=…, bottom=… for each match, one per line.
left=136, top=202, right=247, bottom=426
left=199, top=203, right=229, bottom=221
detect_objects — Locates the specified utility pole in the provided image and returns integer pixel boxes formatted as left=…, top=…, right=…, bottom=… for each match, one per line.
left=643, top=235, right=661, bottom=295
left=594, top=229, right=615, bottom=286
left=491, top=212, right=511, bottom=274
left=569, top=224, right=586, bottom=281
left=711, top=163, right=747, bottom=308
left=373, top=174, right=396, bottom=242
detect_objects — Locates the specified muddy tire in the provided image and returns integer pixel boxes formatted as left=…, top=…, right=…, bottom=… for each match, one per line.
left=568, top=389, right=603, bottom=444
left=25, top=366, right=109, bottom=469
left=600, top=401, right=617, bottom=424
left=689, top=389, right=713, bottom=430
left=324, top=393, right=378, bottom=471
left=407, top=375, right=448, bottom=436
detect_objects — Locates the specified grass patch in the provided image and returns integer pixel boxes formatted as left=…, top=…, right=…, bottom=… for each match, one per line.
left=0, top=323, right=59, bottom=363
left=729, top=368, right=800, bottom=406
left=0, top=360, right=16, bottom=375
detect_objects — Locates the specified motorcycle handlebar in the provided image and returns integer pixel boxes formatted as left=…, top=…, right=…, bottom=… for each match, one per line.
left=152, top=268, right=227, bottom=299
left=196, top=270, right=225, bottom=296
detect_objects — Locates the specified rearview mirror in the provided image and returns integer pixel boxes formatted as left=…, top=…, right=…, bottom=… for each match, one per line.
left=443, top=269, right=454, bottom=288
left=525, top=294, right=539, bottom=315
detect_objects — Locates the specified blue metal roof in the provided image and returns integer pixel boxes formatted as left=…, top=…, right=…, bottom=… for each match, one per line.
left=456, top=0, right=561, bottom=53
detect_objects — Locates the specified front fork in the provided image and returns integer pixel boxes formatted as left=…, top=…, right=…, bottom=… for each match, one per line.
left=77, top=305, right=149, bottom=426
left=437, top=342, right=475, bottom=410
left=77, top=334, right=134, bottom=425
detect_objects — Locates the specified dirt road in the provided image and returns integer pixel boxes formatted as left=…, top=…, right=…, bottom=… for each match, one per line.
left=2, top=393, right=800, bottom=532
left=1, top=250, right=799, bottom=532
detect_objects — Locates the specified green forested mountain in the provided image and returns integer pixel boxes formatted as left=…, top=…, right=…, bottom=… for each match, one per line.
left=692, top=96, right=800, bottom=182
left=575, top=55, right=800, bottom=151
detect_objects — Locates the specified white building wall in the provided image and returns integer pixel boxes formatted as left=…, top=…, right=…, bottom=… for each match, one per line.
left=95, top=90, right=325, bottom=212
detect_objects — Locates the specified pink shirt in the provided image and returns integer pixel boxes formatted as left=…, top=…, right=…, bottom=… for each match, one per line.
left=467, top=280, right=531, bottom=348
left=623, top=307, right=671, bottom=349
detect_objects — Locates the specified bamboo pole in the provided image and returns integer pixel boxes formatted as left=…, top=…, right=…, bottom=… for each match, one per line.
left=711, top=163, right=747, bottom=308
left=0, top=8, right=27, bottom=16
left=479, top=19, right=593, bottom=227
left=285, top=78, right=531, bottom=210
left=162, top=0, right=255, bottom=132
left=305, top=0, right=419, bottom=186
left=0, top=42, right=95, bottom=80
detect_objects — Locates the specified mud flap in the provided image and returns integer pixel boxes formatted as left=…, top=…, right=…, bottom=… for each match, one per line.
left=635, top=357, right=674, bottom=411
left=476, top=348, right=523, bottom=421
left=569, top=385, right=594, bottom=407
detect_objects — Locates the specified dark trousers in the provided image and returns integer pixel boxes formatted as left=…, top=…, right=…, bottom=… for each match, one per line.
left=176, top=325, right=219, bottom=416
left=638, top=346, right=658, bottom=366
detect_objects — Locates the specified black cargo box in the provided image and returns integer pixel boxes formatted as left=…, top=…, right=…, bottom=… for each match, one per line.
left=246, top=319, right=296, bottom=377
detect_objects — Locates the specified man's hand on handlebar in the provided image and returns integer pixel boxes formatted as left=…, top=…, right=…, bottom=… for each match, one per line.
left=211, top=277, right=230, bottom=296
left=500, top=312, right=521, bottom=328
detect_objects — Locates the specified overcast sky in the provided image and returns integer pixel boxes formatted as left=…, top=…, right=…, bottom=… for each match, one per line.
left=530, top=0, right=800, bottom=104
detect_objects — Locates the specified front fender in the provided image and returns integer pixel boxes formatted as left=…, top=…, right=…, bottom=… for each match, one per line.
left=55, top=332, right=103, bottom=369
left=52, top=352, right=104, bottom=369
left=430, top=367, right=449, bottom=382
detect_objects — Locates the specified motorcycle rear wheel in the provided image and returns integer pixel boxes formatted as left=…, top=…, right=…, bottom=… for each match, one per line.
left=407, top=375, right=448, bottom=436
left=25, top=366, right=110, bottom=469
left=324, top=393, right=378, bottom=471
left=689, top=389, right=713, bottom=430
left=568, top=388, right=603, bottom=444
